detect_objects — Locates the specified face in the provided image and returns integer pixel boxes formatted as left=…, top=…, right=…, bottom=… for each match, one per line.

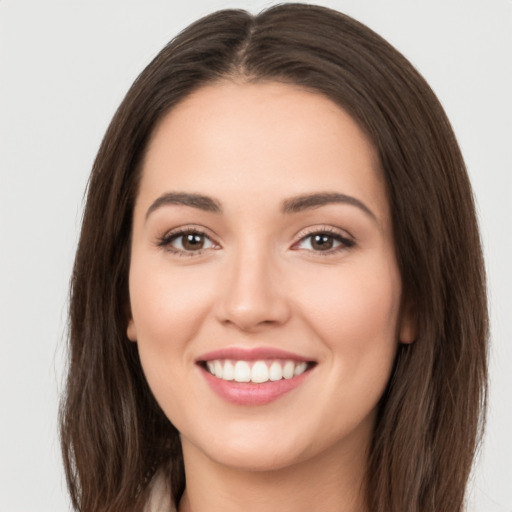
left=127, top=81, right=414, bottom=472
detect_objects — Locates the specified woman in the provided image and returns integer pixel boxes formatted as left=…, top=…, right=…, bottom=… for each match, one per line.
left=60, top=4, right=488, bottom=511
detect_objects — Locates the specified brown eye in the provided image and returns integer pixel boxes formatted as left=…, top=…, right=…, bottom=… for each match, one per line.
left=181, top=233, right=206, bottom=251
left=310, top=234, right=335, bottom=251
left=295, top=230, right=355, bottom=253
left=161, top=230, right=216, bottom=253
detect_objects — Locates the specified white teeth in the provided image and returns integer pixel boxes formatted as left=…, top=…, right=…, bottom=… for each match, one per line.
left=251, top=361, right=269, bottom=383
left=294, top=362, right=307, bottom=376
left=214, top=360, right=223, bottom=379
left=234, top=361, right=251, bottom=382
left=269, top=361, right=283, bottom=381
left=205, top=359, right=309, bottom=383
left=223, top=360, right=234, bottom=381
left=283, top=361, right=295, bottom=379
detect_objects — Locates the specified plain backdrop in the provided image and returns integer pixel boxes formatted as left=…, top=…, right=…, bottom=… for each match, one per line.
left=0, top=1, right=511, bottom=511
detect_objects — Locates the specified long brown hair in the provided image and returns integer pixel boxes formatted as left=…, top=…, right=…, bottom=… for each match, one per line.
left=60, top=4, right=488, bottom=511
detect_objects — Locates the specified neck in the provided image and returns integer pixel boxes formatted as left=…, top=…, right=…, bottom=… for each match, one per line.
left=178, top=435, right=369, bottom=512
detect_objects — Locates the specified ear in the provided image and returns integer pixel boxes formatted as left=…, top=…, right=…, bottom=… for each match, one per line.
left=127, top=317, right=138, bottom=342
left=399, top=300, right=417, bottom=344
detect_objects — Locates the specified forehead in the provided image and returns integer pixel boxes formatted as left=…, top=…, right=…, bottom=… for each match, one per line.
left=138, top=80, right=389, bottom=224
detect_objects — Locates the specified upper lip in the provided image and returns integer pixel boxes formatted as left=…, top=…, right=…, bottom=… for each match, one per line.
left=197, top=347, right=313, bottom=363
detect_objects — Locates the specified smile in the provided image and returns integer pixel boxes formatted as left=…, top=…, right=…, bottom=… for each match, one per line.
left=197, top=348, right=316, bottom=405
left=205, top=359, right=309, bottom=383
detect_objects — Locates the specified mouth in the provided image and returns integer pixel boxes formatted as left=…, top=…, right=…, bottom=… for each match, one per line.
left=196, top=348, right=316, bottom=405
left=200, top=358, right=313, bottom=383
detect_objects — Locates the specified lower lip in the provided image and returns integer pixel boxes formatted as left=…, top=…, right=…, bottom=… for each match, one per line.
left=200, top=366, right=312, bottom=406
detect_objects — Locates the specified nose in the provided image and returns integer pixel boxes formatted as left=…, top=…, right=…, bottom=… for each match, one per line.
left=215, top=245, right=292, bottom=332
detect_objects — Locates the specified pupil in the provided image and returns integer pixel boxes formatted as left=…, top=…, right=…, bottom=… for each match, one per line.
left=312, top=234, right=333, bottom=250
left=183, top=234, right=204, bottom=250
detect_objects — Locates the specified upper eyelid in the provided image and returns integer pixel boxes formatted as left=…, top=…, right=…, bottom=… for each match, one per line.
left=293, top=225, right=355, bottom=242
left=160, top=225, right=217, bottom=241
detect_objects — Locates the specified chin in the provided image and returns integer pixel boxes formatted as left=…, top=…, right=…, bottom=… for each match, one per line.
left=179, top=413, right=366, bottom=475
left=195, top=438, right=311, bottom=473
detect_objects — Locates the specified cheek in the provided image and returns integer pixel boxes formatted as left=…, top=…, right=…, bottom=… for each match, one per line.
left=311, top=269, right=398, bottom=320
left=128, top=258, right=225, bottom=415
left=295, top=257, right=402, bottom=368
left=129, top=259, right=214, bottom=347
left=128, top=262, right=212, bottom=425
left=293, top=259, right=402, bottom=433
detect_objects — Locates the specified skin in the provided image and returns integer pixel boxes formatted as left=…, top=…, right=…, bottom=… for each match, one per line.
left=127, top=81, right=415, bottom=512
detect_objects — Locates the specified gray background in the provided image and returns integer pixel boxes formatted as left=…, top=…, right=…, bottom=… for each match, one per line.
left=1, top=1, right=511, bottom=510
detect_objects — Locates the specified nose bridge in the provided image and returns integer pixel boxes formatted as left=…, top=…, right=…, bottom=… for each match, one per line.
left=217, top=238, right=290, bottom=330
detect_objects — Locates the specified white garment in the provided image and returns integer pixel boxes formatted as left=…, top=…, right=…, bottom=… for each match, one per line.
left=144, top=472, right=176, bottom=512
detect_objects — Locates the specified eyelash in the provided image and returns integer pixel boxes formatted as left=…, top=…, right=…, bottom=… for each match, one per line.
left=157, top=226, right=218, bottom=257
left=157, top=225, right=355, bottom=257
left=292, top=226, right=355, bottom=255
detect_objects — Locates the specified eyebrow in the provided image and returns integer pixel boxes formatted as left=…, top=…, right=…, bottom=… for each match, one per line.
left=145, top=192, right=222, bottom=219
left=282, top=192, right=377, bottom=221
left=145, top=191, right=376, bottom=222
